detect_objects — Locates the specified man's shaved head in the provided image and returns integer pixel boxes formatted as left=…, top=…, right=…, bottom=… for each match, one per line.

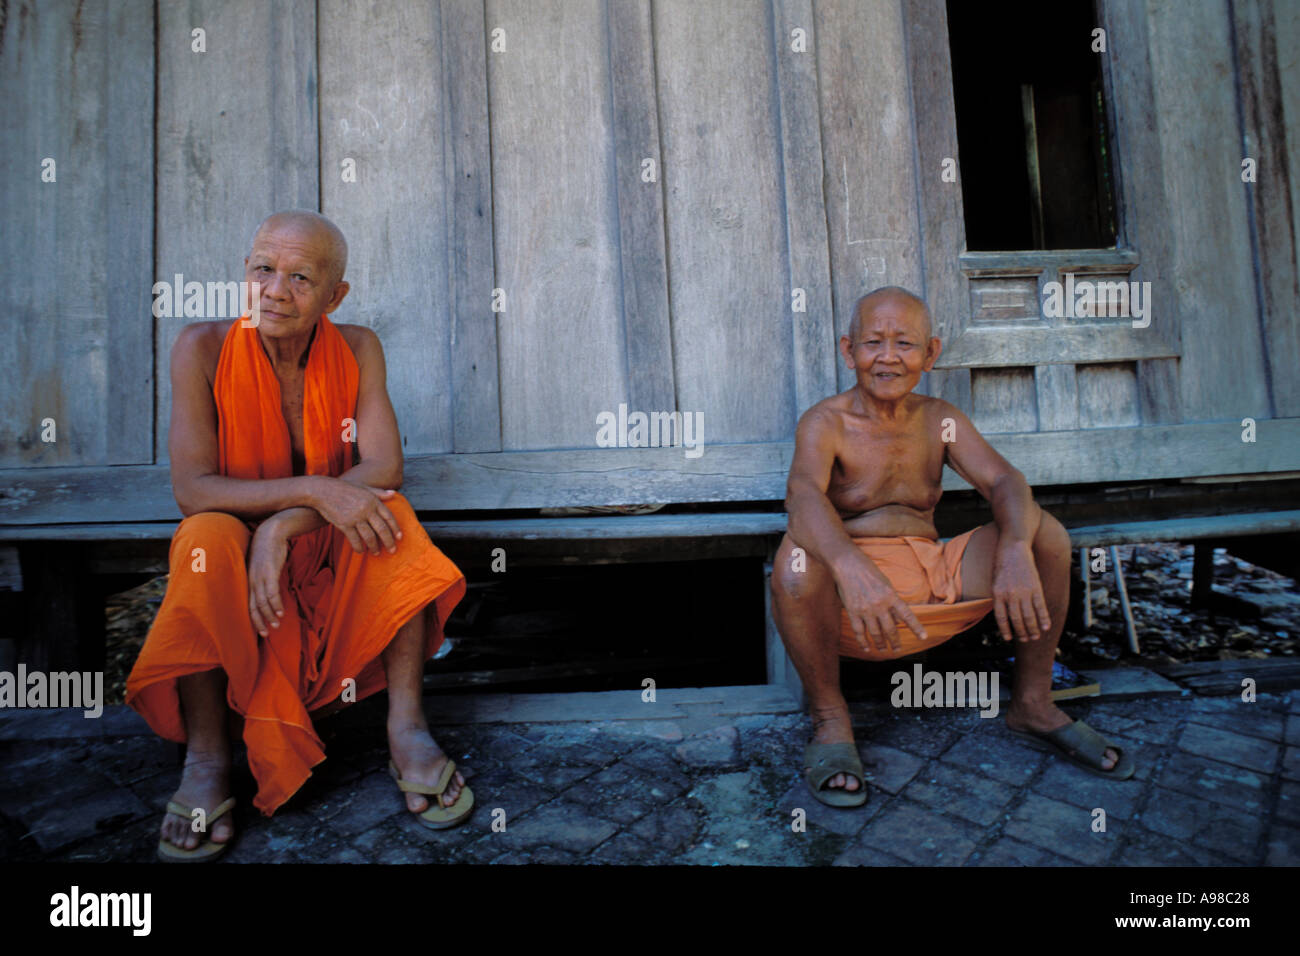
left=250, top=210, right=348, bottom=284
left=849, top=286, right=933, bottom=342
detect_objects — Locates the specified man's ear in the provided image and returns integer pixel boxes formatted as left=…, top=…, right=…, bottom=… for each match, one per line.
left=323, top=280, right=350, bottom=315
left=923, top=336, right=943, bottom=371
left=839, top=334, right=856, bottom=368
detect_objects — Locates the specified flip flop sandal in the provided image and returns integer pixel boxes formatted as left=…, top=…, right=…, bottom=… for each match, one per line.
left=156, top=797, right=237, bottom=862
left=1007, top=719, right=1136, bottom=780
left=804, top=742, right=869, bottom=808
left=389, top=759, right=475, bottom=829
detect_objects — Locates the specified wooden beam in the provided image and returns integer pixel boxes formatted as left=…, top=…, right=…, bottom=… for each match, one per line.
left=3, top=420, right=1300, bottom=522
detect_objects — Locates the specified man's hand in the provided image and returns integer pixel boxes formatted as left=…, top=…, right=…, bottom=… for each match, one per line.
left=310, top=476, right=403, bottom=555
left=833, top=551, right=929, bottom=655
left=248, top=519, right=290, bottom=637
left=991, top=540, right=1052, bottom=642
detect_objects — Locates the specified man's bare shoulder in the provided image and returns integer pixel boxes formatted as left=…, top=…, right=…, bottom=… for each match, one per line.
left=919, top=394, right=980, bottom=432
left=795, top=390, right=854, bottom=436
left=334, top=322, right=381, bottom=366
left=173, top=321, right=233, bottom=383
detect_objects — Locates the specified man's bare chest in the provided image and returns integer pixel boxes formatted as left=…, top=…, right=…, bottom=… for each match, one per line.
left=277, top=372, right=307, bottom=473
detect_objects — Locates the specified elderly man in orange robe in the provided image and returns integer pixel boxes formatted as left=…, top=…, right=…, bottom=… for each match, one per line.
left=128, top=210, right=469, bottom=861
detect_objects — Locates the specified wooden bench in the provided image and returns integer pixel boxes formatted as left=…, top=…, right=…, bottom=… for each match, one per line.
left=4, top=447, right=1300, bottom=701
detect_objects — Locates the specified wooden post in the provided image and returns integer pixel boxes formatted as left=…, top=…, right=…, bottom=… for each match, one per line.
left=1191, top=541, right=1215, bottom=609
left=1109, top=545, right=1140, bottom=654
left=764, top=546, right=805, bottom=706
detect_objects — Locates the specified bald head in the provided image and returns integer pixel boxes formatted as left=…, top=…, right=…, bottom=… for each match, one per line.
left=250, top=210, right=348, bottom=285
left=849, top=286, right=932, bottom=343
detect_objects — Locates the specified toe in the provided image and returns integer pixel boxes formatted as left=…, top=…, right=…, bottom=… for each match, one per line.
left=405, top=792, right=430, bottom=813
left=1103, top=747, right=1118, bottom=770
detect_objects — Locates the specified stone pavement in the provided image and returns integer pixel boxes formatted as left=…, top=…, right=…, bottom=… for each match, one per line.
left=1, top=679, right=1297, bottom=865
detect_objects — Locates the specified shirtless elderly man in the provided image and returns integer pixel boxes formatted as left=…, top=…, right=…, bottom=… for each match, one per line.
left=128, top=211, right=470, bottom=860
left=772, top=286, right=1133, bottom=807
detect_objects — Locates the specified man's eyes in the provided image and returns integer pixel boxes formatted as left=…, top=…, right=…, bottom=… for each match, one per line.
left=252, top=265, right=310, bottom=282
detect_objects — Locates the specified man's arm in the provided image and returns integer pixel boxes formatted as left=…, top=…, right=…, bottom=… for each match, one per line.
left=785, top=407, right=926, bottom=652
left=941, top=402, right=1051, bottom=641
left=939, top=403, right=1042, bottom=544
left=785, top=409, right=860, bottom=572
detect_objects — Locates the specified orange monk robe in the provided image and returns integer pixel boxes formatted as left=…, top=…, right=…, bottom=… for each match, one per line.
left=126, top=314, right=465, bottom=816
left=837, top=528, right=994, bottom=662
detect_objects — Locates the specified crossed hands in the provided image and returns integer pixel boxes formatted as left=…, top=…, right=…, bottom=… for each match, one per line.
left=245, top=479, right=403, bottom=637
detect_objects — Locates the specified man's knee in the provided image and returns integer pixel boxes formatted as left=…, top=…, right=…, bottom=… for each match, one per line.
left=771, top=539, right=831, bottom=603
left=382, top=491, right=419, bottom=528
left=1033, top=509, right=1071, bottom=559
left=172, top=512, right=250, bottom=568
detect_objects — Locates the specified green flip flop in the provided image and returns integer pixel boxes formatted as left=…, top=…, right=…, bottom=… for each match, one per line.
left=1007, top=719, right=1136, bottom=780
left=389, top=758, right=475, bottom=829
left=156, top=796, right=236, bottom=862
left=804, top=742, right=869, bottom=808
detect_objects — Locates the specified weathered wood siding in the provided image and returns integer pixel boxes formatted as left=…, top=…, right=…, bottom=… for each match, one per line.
left=2, top=0, right=1297, bottom=491
left=0, top=0, right=153, bottom=468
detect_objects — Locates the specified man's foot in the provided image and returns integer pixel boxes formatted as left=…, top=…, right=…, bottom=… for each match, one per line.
left=160, top=751, right=234, bottom=851
left=807, top=706, right=863, bottom=794
left=387, top=722, right=467, bottom=812
left=1005, top=701, right=1119, bottom=770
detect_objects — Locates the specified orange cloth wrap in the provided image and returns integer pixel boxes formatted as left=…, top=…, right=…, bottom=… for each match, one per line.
left=838, top=528, right=993, bottom=662
left=126, top=315, right=466, bottom=815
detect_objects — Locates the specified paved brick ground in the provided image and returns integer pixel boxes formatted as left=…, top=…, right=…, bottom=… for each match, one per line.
left=1, top=683, right=1296, bottom=865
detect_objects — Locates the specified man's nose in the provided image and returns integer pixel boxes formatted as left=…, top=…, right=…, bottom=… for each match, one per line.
left=262, top=271, right=290, bottom=298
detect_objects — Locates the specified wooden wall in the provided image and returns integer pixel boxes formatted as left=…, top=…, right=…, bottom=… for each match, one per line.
left=2, top=0, right=1298, bottom=489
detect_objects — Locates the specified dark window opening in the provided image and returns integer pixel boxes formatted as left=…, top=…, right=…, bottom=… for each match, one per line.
left=947, top=0, right=1118, bottom=250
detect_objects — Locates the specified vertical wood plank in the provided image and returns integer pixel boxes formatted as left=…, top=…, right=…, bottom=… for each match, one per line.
left=320, top=0, right=452, bottom=455
left=901, top=0, right=971, bottom=410
left=1231, top=0, right=1300, bottom=417
left=1100, top=0, right=1182, bottom=425
left=1077, top=362, right=1140, bottom=427
left=772, top=0, right=836, bottom=419
left=154, top=0, right=319, bottom=462
left=818, top=0, right=926, bottom=396
left=1146, top=0, right=1268, bottom=422
left=105, top=0, right=157, bottom=465
left=607, top=0, right=675, bottom=415
left=444, top=0, right=503, bottom=452
left=1035, top=363, right=1079, bottom=431
left=655, top=0, right=794, bottom=442
left=0, top=0, right=154, bottom=468
left=971, top=368, right=1037, bottom=434
left=488, top=0, right=626, bottom=450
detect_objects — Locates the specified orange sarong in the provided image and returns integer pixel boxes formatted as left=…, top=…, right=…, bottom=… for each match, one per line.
left=838, top=528, right=993, bottom=662
left=126, top=314, right=466, bottom=815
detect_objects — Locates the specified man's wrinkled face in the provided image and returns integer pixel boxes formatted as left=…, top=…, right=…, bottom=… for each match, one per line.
left=243, top=223, right=346, bottom=338
left=840, top=299, right=941, bottom=401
